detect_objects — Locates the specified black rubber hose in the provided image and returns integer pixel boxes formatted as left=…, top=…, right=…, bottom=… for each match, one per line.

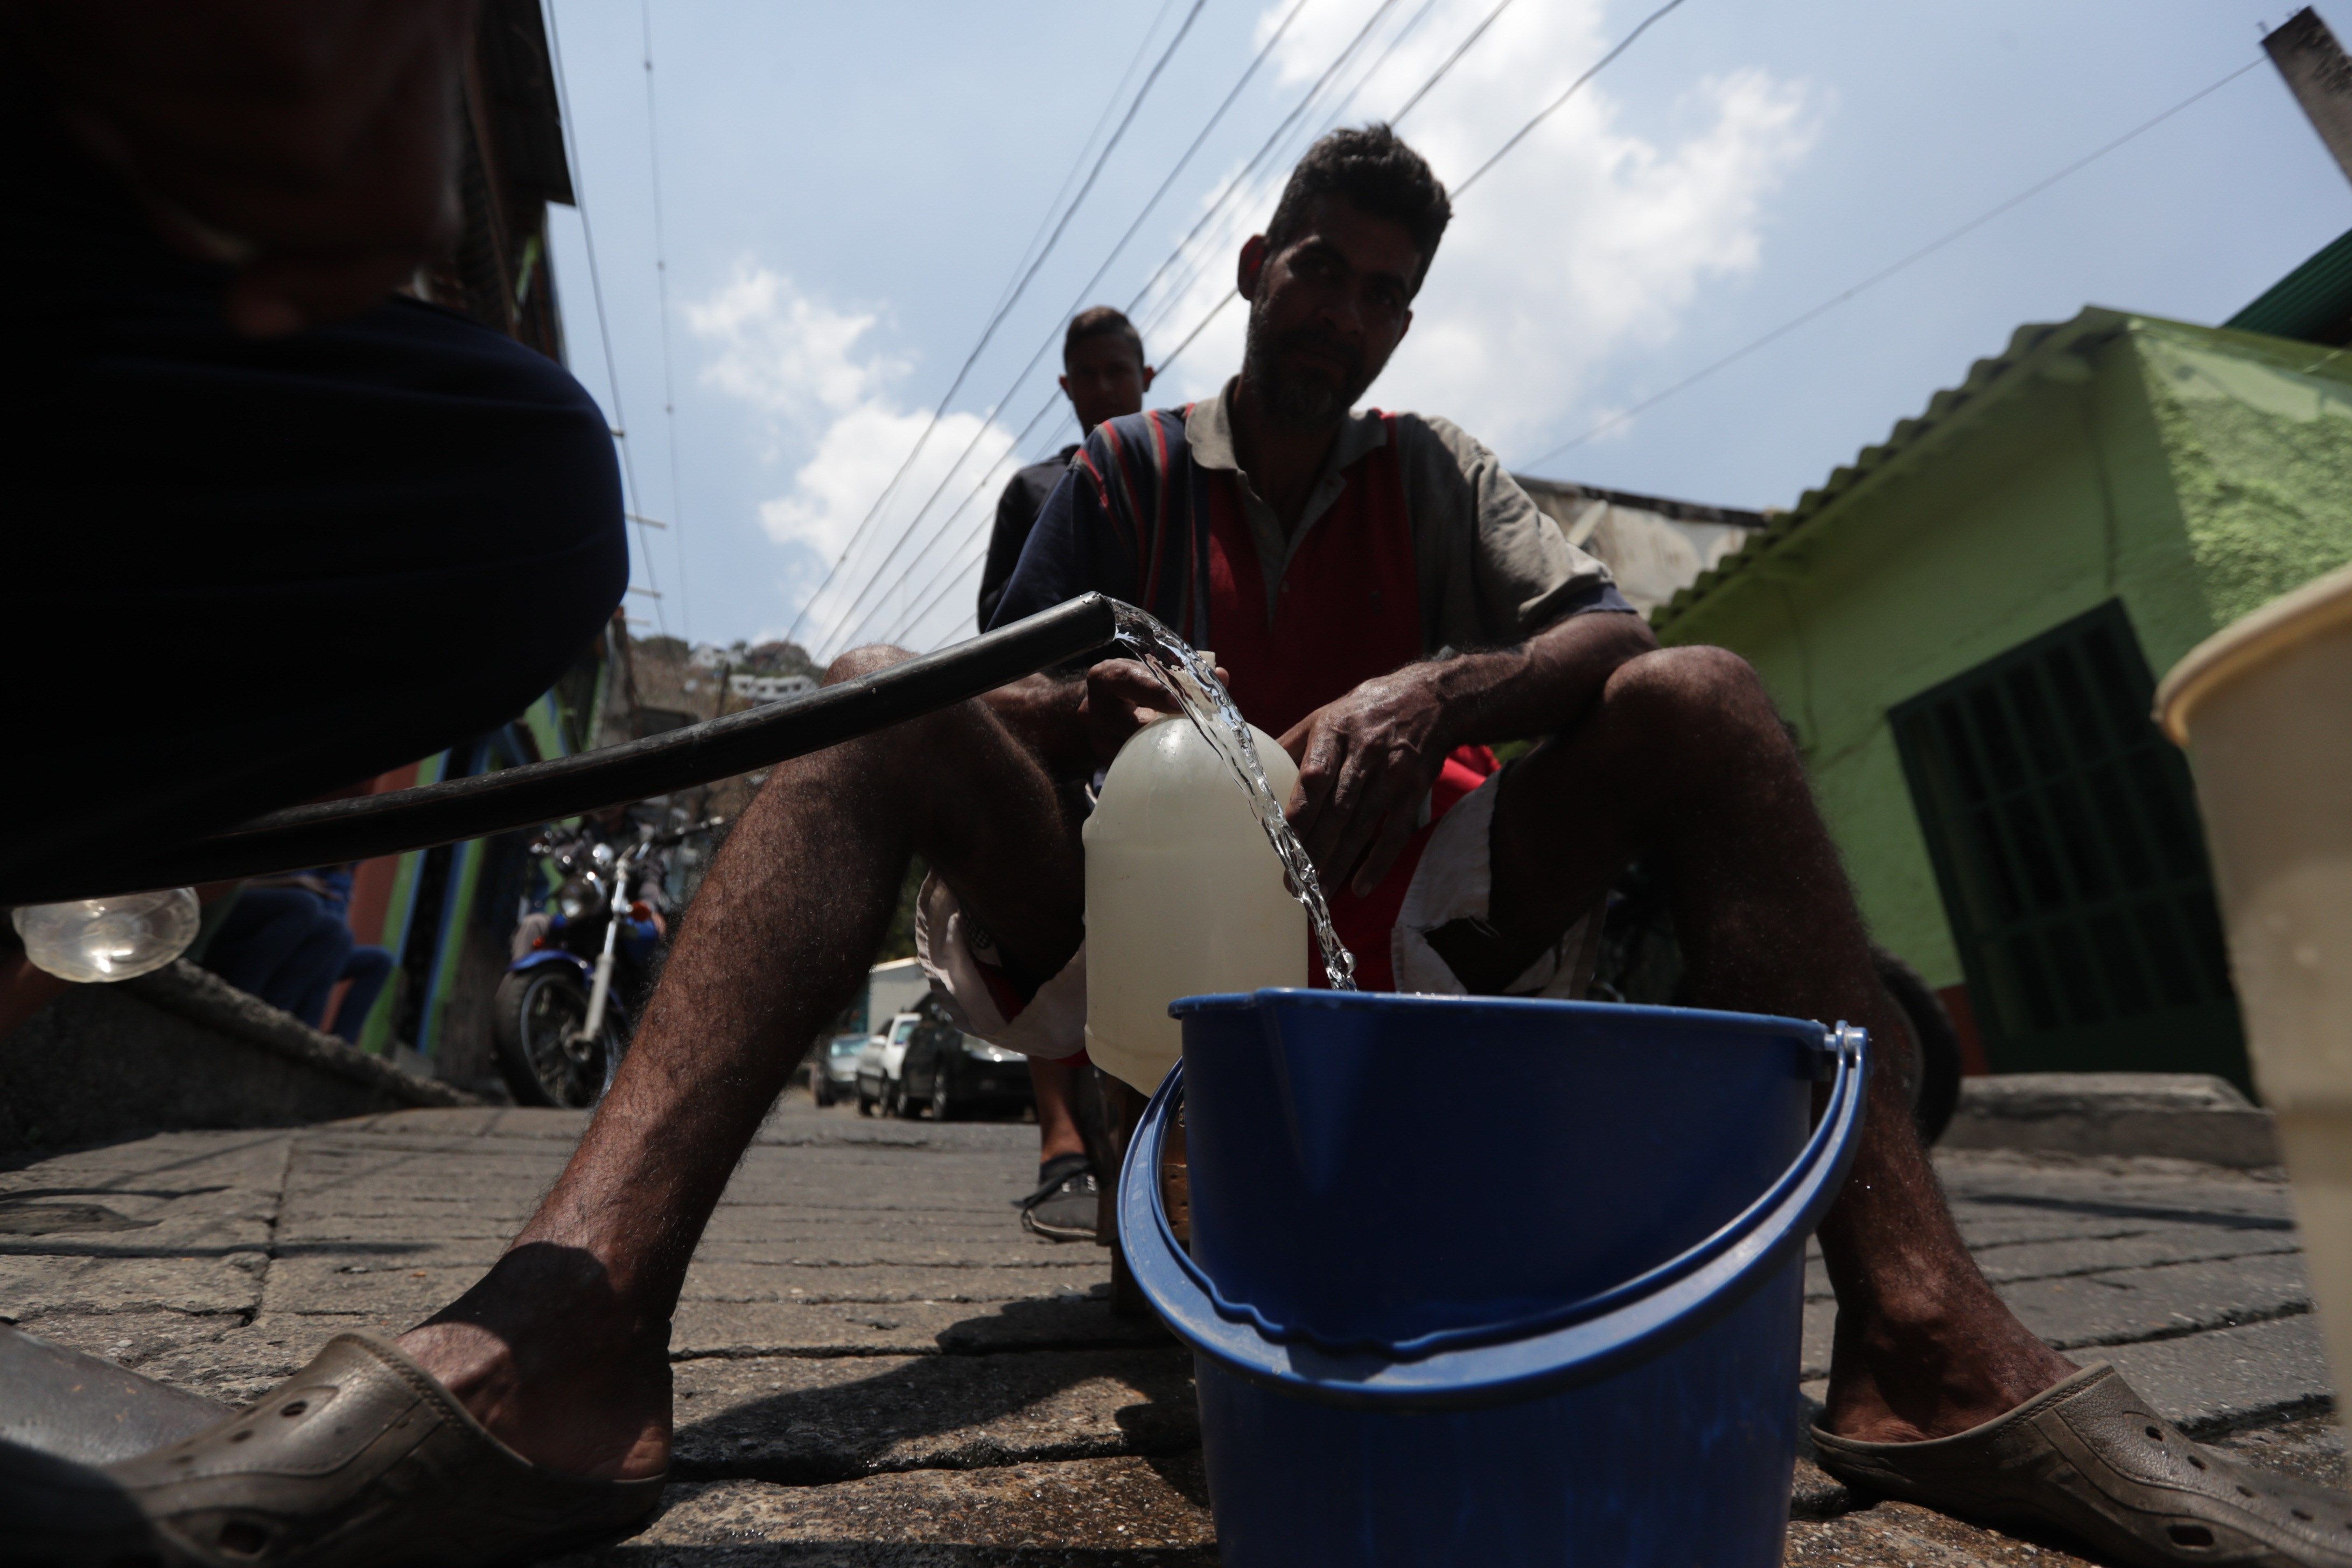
left=9, top=594, right=1123, bottom=906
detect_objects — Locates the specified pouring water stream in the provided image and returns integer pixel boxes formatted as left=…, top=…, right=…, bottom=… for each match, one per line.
left=1109, top=603, right=1357, bottom=991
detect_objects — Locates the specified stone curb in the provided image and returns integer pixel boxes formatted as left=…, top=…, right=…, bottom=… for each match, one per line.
left=124, top=962, right=473, bottom=1109
left=1940, top=1072, right=2278, bottom=1167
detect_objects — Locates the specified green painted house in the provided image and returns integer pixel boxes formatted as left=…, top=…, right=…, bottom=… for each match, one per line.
left=1651, top=235, right=2352, bottom=1090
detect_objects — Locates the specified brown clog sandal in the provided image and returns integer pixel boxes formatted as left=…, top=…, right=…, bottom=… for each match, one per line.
left=1812, top=1362, right=2352, bottom=1566
left=102, top=1333, right=665, bottom=1567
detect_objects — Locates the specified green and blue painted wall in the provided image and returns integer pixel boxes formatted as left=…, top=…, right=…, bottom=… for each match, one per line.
left=1654, top=302, right=2352, bottom=1088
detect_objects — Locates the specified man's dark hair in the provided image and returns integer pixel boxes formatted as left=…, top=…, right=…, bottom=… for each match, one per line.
left=1263, top=124, right=1451, bottom=290
left=1063, top=306, right=1145, bottom=368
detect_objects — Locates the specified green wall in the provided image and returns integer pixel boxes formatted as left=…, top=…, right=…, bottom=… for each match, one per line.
left=1658, top=313, right=2352, bottom=993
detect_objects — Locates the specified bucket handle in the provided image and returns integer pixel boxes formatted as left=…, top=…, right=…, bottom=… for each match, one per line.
left=1119, top=1021, right=1869, bottom=1408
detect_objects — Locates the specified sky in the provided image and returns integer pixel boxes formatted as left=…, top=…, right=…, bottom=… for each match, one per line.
left=539, top=0, right=2352, bottom=660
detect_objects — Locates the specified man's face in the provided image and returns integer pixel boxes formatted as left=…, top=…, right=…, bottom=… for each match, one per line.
left=1059, top=334, right=1153, bottom=434
left=1238, top=195, right=1419, bottom=428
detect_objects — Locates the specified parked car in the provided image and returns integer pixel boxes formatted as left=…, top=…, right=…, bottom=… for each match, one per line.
left=812, top=1033, right=866, bottom=1107
left=856, top=1011, right=923, bottom=1116
left=899, top=1017, right=1034, bottom=1121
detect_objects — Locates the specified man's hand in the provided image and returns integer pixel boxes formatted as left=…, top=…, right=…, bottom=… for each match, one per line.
left=986, top=657, right=1227, bottom=778
left=1077, top=659, right=1229, bottom=769
left=10, top=0, right=479, bottom=334
left=1278, top=668, right=1451, bottom=898
left=1279, top=610, right=1660, bottom=898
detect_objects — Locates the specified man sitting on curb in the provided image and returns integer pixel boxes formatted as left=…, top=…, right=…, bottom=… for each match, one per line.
left=109, top=129, right=2352, bottom=1568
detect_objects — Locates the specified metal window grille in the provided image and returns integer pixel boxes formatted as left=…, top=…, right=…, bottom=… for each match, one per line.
left=1889, top=601, right=2249, bottom=1084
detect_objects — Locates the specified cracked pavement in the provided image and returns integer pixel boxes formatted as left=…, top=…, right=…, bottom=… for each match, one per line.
left=0, top=1096, right=2340, bottom=1564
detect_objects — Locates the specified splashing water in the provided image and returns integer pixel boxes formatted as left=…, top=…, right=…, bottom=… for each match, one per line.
left=1109, top=603, right=1357, bottom=991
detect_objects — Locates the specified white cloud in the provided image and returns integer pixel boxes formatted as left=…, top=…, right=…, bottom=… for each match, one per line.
left=687, top=263, right=1017, bottom=652
left=1147, top=0, right=1818, bottom=459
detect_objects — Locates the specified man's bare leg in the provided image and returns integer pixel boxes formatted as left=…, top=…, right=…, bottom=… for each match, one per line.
left=1471, top=644, right=2073, bottom=1444
left=393, top=649, right=1087, bottom=1480
left=1030, top=1058, right=1089, bottom=1166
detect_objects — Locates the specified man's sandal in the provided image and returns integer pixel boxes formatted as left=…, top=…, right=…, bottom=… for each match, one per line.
left=1811, top=1362, right=2352, bottom=1567
left=101, top=1333, right=665, bottom=1567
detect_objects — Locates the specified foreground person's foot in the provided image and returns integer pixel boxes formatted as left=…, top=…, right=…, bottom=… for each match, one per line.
left=1018, top=1153, right=1101, bottom=1242
left=1815, top=1363, right=2352, bottom=1567
left=103, top=1334, right=664, bottom=1567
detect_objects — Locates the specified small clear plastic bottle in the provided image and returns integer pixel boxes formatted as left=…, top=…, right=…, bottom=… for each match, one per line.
left=12, top=889, right=202, bottom=982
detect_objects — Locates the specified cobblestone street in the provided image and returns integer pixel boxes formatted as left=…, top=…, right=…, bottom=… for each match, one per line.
left=2, top=1096, right=2340, bottom=1564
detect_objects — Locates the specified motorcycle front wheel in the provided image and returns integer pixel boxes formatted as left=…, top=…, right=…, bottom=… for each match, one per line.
left=493, top=968, right=626, bottom=1109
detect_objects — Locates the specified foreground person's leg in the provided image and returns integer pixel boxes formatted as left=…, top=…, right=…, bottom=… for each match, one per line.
left=1480, top=646, right=2073, bottom=1443
left=395, top=649, right=1089, bottom=1481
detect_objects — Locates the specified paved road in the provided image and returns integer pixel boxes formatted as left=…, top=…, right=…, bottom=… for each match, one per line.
left=0, top=1095, right=2340, bottom=1564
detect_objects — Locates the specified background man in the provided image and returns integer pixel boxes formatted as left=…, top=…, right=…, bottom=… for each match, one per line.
left=116, top=127, right=2352, bottom=1568
left=978, top=306, right=1156, bottom=1243
left=976, top=306, right=1156, bottom=630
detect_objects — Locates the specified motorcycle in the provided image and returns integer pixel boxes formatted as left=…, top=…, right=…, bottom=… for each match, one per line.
left=491, top=814, right=720, bottom=1108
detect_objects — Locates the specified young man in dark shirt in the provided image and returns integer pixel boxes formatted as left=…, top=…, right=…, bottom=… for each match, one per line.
left=975, top=307, right=1154, bottom=631
left=981, top=307, right=1156, bottom=1242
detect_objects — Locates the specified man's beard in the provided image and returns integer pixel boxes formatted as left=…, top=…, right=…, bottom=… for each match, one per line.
left=1242, top=305, right=1372, bottom=428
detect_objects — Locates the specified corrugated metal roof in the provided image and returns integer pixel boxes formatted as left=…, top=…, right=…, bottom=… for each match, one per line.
left=1650, top=309, right=2122, bottom=634
left=2225, top=225, right=2352, bottom=346
left=1514, top=475, right=1769, bottom=530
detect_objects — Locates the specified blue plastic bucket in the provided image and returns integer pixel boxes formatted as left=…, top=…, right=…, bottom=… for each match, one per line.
left=1121, top=990, right=1868, bottom=1568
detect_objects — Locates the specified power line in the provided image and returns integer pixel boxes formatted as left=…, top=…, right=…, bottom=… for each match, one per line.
left=785, top=0, right=1188, bottom=648
left=1453, top=0, right=1686, bottom=198
left=544, top=0, right=667, bottom=639
left=817, top=0, right=1325, bottom=654
left=984, top=0, right=1189, bottom=335
left=871, top=394, right=1077, bottom=647
left=872, top=0, right=1522, bottom=650
left=842, top=0, right=1426, bottom=653
left=639, top=0, right=691, bottom=640
left=1153, top=0, right=1633, bottom=379
left=1155, top=290, right=1240, bottom=375
left=1389, top=0, right=1517, bottom=124
left=787, top=0, right=1207, bottom=644
left=1516, top=56, right=2267, bottom=471
left=1131, top=0, right=1431, bottom=342
left=1123, top=0, right=1407, bottom=338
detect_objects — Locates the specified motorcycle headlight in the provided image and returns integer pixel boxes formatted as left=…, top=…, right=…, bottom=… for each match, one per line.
left=556, top=876, right=599, bottom=923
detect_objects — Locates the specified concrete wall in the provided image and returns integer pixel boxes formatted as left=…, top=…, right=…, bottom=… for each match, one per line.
left=1658, top=315, right=2352, bottom=995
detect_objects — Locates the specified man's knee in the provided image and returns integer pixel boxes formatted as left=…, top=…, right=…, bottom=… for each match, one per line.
left=1606, top=646, right=1779, bottom=736
left=824, top=645, right=914, bottom=687
left=814, top=643, right=1003, bottom=772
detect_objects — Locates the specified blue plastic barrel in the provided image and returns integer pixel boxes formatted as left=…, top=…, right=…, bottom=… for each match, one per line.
left=1121, top=990, right=1869, bottom=1568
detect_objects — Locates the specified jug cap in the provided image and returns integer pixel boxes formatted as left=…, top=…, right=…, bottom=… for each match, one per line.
left=2156, top=558, right=2352, bottom=745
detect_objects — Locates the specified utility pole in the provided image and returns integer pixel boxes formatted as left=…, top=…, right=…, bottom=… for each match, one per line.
left=2265, top=7, right=2352, bottom=187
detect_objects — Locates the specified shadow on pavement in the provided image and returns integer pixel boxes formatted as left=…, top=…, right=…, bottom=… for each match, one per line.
left=671, top=1301, right=1199, bottom=1486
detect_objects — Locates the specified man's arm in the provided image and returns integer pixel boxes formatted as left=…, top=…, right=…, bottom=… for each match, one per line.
left=1282, top=608, right=1657, bottom=897
left=976, top=473, right=1035, bottom=634
left=978, top=441, right=1180, bottom=779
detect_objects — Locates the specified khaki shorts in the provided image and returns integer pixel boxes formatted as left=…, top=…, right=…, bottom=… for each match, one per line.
left=913, top=770, right=1601, bottom=1060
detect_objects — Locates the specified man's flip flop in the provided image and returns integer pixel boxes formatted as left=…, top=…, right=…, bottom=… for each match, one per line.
left=102, top=1332, right=665, bottom=1567
left=1811, top=1362, right=2352, bottom=1566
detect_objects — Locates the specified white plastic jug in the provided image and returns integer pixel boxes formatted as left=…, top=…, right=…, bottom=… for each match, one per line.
left=1084, top=713, right=1307, bottom=1093
left=2157, top=558, right=2352, bottom=1398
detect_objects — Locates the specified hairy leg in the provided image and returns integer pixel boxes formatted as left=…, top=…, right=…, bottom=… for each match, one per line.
left=1476, top=645, right=2072, bottom=1443
left=396, top=647, right=1087, bottom=1480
